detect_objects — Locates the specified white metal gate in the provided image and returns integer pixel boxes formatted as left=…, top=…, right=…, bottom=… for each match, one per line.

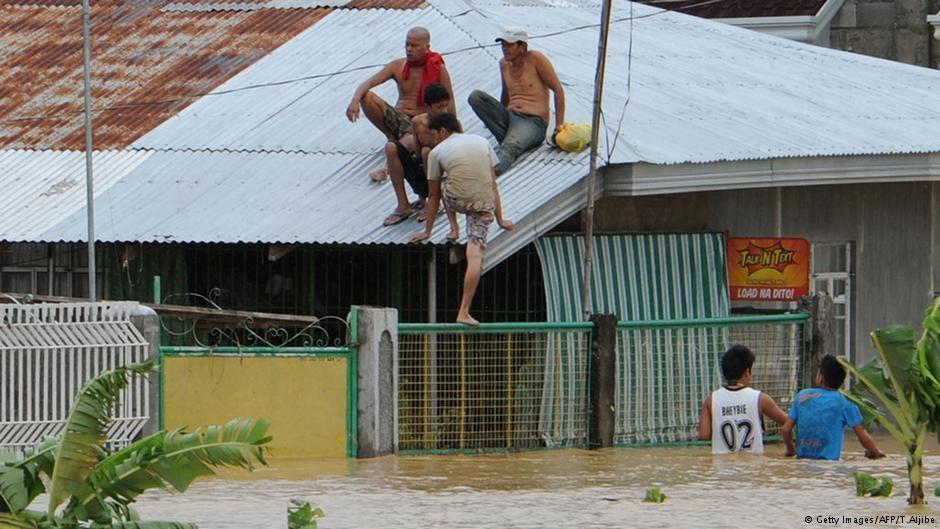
left=0, top=301, right=151, bottom=450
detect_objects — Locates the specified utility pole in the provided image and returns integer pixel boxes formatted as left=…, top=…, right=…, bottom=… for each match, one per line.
left=81, top=0, right=97, bottom=301
left=580, top=0, right=613, bottom=321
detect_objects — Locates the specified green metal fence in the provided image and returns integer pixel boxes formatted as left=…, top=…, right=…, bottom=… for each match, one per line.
left=398, top=322, right=593, bottom=453
left=615, top=313, right=808, bottom=445
left=398, top=314, right=808, bottom=454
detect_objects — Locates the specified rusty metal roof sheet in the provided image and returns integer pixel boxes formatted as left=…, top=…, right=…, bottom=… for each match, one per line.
left=0, top=3, right=330, bottom=149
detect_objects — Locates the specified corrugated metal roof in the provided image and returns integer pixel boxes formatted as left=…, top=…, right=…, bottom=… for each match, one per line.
left=133, top=0, right=940, bottom=165
left=0, top=3, right=330, bottom=149
left=635, top=0, right=827, bottom=19
left=5, top=0, right=940, bottom=272
left=134, top=7, right=508, bottom=153
left=0, top=150, right=153, bottom=241
left=0, top=149, right=587, bottom=253
left=161, top=0, right=353, bottom=13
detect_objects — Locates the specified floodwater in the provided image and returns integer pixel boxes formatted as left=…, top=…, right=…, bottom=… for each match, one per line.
left=134, top=434, right=940, bottom=529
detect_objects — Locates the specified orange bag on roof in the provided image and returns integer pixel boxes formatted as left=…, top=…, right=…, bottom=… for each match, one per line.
left=554, top=123, right=591, bottom=153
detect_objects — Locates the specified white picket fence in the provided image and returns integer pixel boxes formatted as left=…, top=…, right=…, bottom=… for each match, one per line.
left=0, top=302, right=151, bottom=451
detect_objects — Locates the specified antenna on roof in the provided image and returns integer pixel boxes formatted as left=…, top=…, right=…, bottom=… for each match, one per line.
left=81, top=0, right=97, bottom=302
left=580, top=0, right=613, bottom=321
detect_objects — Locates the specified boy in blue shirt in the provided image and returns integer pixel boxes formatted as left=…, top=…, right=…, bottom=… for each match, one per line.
left=782, top=354, right=885, bottom=460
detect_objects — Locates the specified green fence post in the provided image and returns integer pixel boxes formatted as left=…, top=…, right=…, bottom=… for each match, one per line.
left=347, top=306, right=360, bottom=458
left=589, top=314, right=617, bottom=449
left=152, top=275, right=161, bottom=303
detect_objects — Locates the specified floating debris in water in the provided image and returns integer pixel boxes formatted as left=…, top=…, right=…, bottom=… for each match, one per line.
left=935, top=485, right=939, bottom=497
left=643, top=487, right=667, bottom=503
left=853, top=472, right=893, bottom=498
left=288, top=499, right=325, bottom=529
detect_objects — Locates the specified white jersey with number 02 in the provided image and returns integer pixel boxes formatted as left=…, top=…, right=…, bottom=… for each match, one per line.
left=710, top=387, right=763, bottom=454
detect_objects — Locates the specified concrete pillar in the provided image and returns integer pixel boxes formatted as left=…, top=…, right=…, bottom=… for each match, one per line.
left=353, top=306, right=398, bottom=458
left=130, top=303, right=160, bottom=436
left=588, top=314, right=617, bottom=449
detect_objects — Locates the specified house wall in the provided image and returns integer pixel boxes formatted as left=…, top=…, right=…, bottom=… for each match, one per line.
left=830, top=0, right=939, bottom=67
left=593, top=182, right=938, bottom=364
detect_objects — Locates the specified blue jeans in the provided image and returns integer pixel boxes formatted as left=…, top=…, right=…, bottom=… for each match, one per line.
left=468, top=90, right=547, bottom=175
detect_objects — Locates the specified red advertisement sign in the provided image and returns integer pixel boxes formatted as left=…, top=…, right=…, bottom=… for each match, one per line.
left=727, top=237, right=810, bottom=302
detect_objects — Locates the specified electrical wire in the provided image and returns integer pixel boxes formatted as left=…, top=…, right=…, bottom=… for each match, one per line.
left=606, top=0, right=635, bottom=163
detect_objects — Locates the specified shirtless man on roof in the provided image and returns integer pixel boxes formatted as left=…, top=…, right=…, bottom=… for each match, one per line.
left=468, top=26, right=565, bottom=175
left=346, top=27, right=457, bottom=226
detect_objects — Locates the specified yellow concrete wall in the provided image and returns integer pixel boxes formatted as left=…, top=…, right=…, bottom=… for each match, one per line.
left=163, top=355, right=348, bottom=458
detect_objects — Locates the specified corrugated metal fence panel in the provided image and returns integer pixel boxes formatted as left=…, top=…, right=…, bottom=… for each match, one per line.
left=0, top=302, right=151, bottom=451
left=535, top=233, right=731, bottom=321
left=534, top=233, right=732, bottom=443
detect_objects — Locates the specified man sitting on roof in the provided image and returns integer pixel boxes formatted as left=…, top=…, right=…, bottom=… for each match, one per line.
left=409, top=83, right=460, bottom=226
left=345, top=27, right=457, bottom=218
left=469, top=27, right=565, bottom=175
left=410, top=113, right=514, bottom=326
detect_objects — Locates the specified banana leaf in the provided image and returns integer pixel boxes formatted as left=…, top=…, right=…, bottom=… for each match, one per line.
left=13, top=437, right=58, bottom=504
left=71, top=419, right=269, bottom=521
left=914, top=298, right=940, bottom=440
left=70, top=434, right=168, bottom=522
left=871, top=325, right=917, bottom=400
left=0, top=513, right=36, bottom=528
left=48, top=361, right=155, bottom=516
left=0, top=468, right=28, bottom=514
left=157, top=418, right=270, bottom=492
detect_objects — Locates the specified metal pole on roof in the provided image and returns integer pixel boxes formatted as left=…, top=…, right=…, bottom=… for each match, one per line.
left=580, top=0, right=613, bottom=321
left=81, top=0, right=97, bottom=301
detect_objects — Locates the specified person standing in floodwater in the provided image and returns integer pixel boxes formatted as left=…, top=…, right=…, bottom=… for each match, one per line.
left=699, top=344, right=794, bottom=454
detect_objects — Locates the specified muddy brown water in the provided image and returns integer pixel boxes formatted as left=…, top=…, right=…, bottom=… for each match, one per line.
left=134, top=434, right=939, bottom=528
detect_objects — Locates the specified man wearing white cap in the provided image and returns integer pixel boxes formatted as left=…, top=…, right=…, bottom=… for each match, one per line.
left=468, top=26, right=565, bottom=175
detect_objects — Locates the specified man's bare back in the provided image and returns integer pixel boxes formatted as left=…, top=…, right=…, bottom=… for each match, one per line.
left=500, top=51, right=553, bottom=123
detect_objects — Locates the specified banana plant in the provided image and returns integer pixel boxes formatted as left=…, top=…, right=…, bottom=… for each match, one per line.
left=0, top=360, right=272, bottom=527
left=838, top=297, right=940, bottom=505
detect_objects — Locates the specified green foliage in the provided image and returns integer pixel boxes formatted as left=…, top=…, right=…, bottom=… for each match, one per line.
left=854, top=472, right=894, bottom=498
left=642, top=488, right=666, bottom=503
left=0, top=361, right=272, bottom=528
left=839, top=297, right=940, bottom=504
left=49, top=361, right=156, bottom=516
left=935, top=485, right=939, bottom=497
left=287, top=500, right=325, bottom=529
left=0, top=513, right=37, bottom=528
